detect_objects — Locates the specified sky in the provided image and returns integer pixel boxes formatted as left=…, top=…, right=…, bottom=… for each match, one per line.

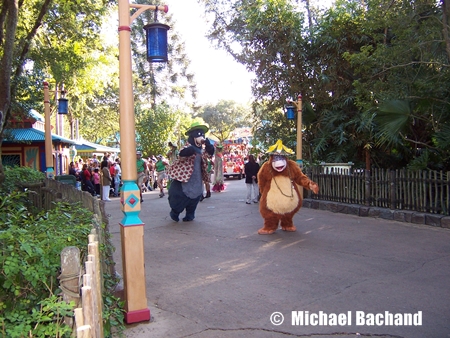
left=166, top=0, right=254, bottom=105
left=166, top=0, right=335, bottom=105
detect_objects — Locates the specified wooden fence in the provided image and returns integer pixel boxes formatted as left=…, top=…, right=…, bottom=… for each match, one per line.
left=305, top=167, right=450, bottom=216
left=73, top=233, right=104, bottom=338
left=21, top=178, right=114, bottom=337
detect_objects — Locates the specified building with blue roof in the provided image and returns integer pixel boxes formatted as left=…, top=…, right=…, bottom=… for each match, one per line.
left=1, top=110, right=118, bottom=175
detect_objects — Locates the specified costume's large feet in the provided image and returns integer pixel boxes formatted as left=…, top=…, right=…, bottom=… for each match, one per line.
left=182, top=217, right=194, bottom=222
left=170, top=211, right=179, bottom=222
left=281, top=225, right=296, bottom=232
left=258, top=228, right=276, bottom=235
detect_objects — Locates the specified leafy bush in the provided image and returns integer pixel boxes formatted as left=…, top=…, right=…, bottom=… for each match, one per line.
left=0, top=192, right=93, bottom=337
left=0, top=166, right=125, bottom=337
left=1, top=165, right=45, bottom=194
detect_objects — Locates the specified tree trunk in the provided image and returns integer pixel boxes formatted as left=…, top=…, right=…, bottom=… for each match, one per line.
left=304, top=0, right=313, bottom=34
left=0, top=0, right=19, bottom=185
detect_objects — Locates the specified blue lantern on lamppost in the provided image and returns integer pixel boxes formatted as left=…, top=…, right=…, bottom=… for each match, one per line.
left=143, top=9, right=170, bottom=62
left=285, top=94, right=303, bottom=169
left=285, top=104, right=296, bottom=120
left=58, top=90, right=69, bottom=114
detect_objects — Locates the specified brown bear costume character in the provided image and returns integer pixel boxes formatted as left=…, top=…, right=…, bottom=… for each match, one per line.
left=257, top=140, right=319, bottom=235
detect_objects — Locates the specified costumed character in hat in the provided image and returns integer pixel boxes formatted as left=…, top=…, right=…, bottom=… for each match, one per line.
left=167, top=122, right=215, bottom=222
left=212, top=143, right=225, bottom=192
left=257, top=140, right=319, bottom=235
left=166, top=141, right=179, bottom=192
left=167, top=141, right=179, bottom=164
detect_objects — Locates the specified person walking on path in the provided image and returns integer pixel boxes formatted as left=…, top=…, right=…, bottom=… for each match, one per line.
left=244, top=154, right=260, bottom=204
left=136, top=151, right=146, bottom=202
left=155, top=155, right=169, bottom=198
left=212, top=144, right=225, bottom=192
left=101, top=160, right=112, bottom=201
left=200, top=155, right=213, bottom=201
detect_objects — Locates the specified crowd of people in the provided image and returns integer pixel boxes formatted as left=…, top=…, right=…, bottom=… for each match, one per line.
left=68, top=152, right=121, bottom=201
left=67, top=141, right=261, bottom=205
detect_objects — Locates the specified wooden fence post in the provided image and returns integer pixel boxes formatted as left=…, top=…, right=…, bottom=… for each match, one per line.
left=390, top=170, right=397, bottom=210
left=60, top=246, right=81, bottom=327
left=77, top=325, right=92, bottom=338
left=88, top=235, right=104, bottom=338
left=365, top=169, right=371, bottom=206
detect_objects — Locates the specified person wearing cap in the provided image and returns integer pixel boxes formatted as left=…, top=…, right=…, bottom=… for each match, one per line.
left=136, top=151, right=146, bottom=202
left=155, top=155, right=169, bottom=198
left=167, top=142, right=179, bottom=164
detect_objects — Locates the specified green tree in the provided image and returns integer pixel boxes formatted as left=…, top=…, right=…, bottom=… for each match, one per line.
left=136, top=104, right=194, bottom=157
left=344, top=0, right=450, bottom=169
left=0, top=0, right=114, bottom=185
left=199, top=0, right=450, bottom=170
left=199, top=100, right=251, bottom=142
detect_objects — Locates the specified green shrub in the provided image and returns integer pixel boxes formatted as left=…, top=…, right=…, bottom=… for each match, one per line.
left=1, top=165, right=45, bottom=194
left=0, top=192, right=93, bottom=337
left=0, top=166, right=125, bottom=337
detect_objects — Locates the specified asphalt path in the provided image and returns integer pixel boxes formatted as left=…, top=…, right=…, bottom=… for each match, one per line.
left=105, top=179, right=450, bottom=338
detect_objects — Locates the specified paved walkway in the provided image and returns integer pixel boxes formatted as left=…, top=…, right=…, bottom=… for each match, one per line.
left=105, top=180, right=450, bottom=338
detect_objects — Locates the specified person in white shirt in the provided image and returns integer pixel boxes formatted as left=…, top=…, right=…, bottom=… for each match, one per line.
left=113, top=158, right=122, bottom=197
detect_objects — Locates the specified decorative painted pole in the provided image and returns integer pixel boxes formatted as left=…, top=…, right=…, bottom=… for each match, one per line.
left=117, top=0, right=168, bottom=324
left=296, top=94, right=302, bottom=170
left=289, top=94, right=303, bottom=198
left=43, top=82, right=54, bottom=179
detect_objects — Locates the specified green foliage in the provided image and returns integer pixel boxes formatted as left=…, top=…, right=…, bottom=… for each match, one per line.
left=200, top=100, right=251, bottom=142
left=0, top=192, right=94, bottom=336
left=136, top=103, right=194, bottom=156
left=102, top=273, right=125, bottom=337
left=1, top=166, right=46, bottom=194
left=200, top=0, right=450, bottom=170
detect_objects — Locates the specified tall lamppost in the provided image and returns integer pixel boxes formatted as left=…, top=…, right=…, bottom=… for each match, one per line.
left=285, top=94, right=303, bottom=168
left=285, top=94, right=303, bottom=196
left=118, top=0, right=169, bottom=324
left=43, top=82, right=70, bottom=178
left=43, top=82, right=54, bottom=179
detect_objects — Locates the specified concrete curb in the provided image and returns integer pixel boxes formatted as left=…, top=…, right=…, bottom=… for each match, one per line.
left=303, top=198, right=450, bottom=229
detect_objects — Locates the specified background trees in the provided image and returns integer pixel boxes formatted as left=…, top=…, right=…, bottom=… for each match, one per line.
left=201, top=0, right=450, bottom=170
left=199, top=100, right=251, bottom=143
left=2, top=0, right=449, bottom=173
left=0, top=0, right=200, bottom=177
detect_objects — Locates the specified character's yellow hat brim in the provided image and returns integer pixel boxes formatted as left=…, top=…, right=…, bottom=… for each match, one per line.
left=266, top=139, right=294, bottom=156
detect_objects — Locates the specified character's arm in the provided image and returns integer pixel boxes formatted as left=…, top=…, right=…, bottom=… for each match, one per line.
left=290, top=161, right=319, bottom=194
left=179, top=146, right=196, bottom=157
left=204, top=138, right=215, bottom=156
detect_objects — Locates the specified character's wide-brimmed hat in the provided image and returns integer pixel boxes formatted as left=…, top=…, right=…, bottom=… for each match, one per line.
left=215, top=143, right=224, bottom=150
left=266, top=139, right=294, bottom=156
left=168, top=141, right=177, bottom=148
left=185, top=122, right=209, bottom=136
left=136, top=150, right=142, bottom=155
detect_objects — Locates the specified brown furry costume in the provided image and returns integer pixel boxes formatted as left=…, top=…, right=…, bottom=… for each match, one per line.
left=257, top=142, right=319, bottom=235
